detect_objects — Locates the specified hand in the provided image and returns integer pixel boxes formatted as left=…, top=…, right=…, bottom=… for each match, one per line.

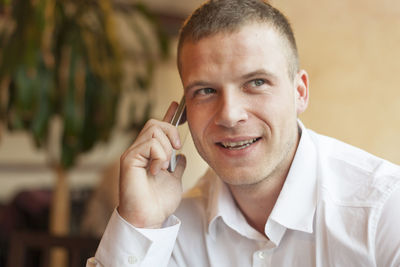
left=117, top=102, right=187, bottom=228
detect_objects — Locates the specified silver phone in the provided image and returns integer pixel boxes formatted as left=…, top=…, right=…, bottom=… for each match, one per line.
left=168, top=96, right=186, bottom=172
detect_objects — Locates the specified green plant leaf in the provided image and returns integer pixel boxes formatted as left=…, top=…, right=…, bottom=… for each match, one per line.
left=31, top=61, right=53, bottom=148
left=1, top=0, right=169, bottom=170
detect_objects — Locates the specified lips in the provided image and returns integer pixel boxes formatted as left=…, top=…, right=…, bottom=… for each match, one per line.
left=218, top=137, right=261, bottom=150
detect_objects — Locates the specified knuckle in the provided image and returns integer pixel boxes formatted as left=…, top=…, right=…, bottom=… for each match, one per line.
left=146, top=118, right=159, bottom=128
left=149, top=137, right=159, bottom=146
left=120, top=150, right=129, bottom=161
left=142, top=119, right=157, bottom=132
left=159, top=153, right=168, bottom=162
left=148, top=118, right=157, bottom=124
left=150, top=125, right=162, bottom=136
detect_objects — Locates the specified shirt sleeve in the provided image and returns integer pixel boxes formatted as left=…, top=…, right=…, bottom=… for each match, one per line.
left=86, top=209, right=181, bottom=267
left=375, top=185, right=400, bottom=267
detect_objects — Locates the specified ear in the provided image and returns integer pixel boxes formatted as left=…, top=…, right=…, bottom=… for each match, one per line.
left=294, top=69, right=309, bottom=115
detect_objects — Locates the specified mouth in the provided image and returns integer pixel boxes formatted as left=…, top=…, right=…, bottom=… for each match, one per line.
left=217, top=137, right=261, bottom=150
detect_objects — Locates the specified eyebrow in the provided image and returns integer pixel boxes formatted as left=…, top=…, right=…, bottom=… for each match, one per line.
left=241, top=69, right=277, bottom=81
left=184, top=69, right=277, bottom=92
left=184, top=81, right=212, bottom=93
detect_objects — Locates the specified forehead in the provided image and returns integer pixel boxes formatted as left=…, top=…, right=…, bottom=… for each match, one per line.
left=179, top=23, right=290, bottom=83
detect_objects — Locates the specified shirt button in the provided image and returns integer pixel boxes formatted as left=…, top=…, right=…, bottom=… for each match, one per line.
left=258, top=251, right=265, bottom=259
left=128, top=255, right=138, bottom=264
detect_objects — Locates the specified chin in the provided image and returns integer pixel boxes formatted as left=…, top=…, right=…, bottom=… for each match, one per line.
left=211, top=164, right=266, bottom=186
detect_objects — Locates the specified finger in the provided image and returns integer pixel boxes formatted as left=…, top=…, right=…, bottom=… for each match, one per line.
left=151, top=126, right=174, bottom=159
left=122, top=137, right=167, bottom=172
left=163, top=101, right=179, bottom=122
left=147, top=122, right=181, bottom=150
left=148, top=139, right=169, bottom=175
left=172, top=154, right=186, bottom=178
left=134, top=120, right=181, bottom=150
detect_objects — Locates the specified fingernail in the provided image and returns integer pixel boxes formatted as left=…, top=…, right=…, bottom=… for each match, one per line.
left=163, top=161, right=170, bottom=169
left=176, top=138, right=181, bottom=148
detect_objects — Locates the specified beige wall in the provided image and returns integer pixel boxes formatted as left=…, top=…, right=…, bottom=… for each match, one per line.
left=274, top=0, right=400, bottom=163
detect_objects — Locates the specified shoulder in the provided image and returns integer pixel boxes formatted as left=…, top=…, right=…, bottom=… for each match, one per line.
left=375, top=185, right=400, bottom=266
left=308, top=129, right=400, bottom=206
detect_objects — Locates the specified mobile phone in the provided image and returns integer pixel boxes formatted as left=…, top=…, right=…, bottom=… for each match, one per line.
left=168, top=96, right=186, bottom=172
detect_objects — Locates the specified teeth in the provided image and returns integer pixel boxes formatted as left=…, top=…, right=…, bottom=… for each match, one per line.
left=221, top=138, right=258, bottom=150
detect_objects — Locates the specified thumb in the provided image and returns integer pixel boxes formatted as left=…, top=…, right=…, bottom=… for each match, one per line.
left=173, top=154, right=186, bottom=178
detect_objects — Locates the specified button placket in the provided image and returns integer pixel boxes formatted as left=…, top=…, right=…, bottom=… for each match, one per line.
left=253, top=248, right=274, bottom=267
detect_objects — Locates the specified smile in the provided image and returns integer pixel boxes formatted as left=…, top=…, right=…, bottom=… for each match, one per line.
left=219, top=138, right=261, bottom=150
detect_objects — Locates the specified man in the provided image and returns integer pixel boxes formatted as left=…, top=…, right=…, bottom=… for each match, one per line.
left=87, top=0, right=400, bottom=266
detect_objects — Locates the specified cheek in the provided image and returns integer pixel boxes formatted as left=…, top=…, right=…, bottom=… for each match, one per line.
left=186, top=105, right=215, bottom=153
left=186, top=102, right=213, bottom=129
left=248, top=94, right=296, bottom=130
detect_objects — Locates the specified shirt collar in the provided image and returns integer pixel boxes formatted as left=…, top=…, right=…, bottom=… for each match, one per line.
left=266, top=121, right=317, bottom=243
left=205, top=169, right=267, bottom=241
left=205, top=121, right=318, bottom=243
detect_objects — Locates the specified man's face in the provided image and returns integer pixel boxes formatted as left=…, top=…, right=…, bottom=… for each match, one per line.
left=179, top=23, right=308, bottom=186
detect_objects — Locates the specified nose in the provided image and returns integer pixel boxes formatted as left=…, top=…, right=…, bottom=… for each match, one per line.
left=214, top=90, right=248, bottom=128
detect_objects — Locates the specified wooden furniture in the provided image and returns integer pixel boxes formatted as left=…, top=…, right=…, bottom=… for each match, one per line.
left=7, top=231, right=99, bottom=267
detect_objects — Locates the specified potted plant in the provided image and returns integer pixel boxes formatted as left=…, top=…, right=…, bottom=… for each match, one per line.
left=0, top=0, right=169, bottom=238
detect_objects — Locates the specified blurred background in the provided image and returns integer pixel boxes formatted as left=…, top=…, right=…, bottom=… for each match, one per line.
left=0, top=0, right=399, bottom=266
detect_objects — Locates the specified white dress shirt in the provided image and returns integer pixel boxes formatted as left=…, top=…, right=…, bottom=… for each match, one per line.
left=87, top=122, right=400, bottom=267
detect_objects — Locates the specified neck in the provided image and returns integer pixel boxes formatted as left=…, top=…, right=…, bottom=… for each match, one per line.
left=228, top=166, right=288, bottom=235
left=228, top=130, right=300, bottom=236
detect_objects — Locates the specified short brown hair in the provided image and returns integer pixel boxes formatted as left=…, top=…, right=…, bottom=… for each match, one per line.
left=177, top=0, right=299, bottom=80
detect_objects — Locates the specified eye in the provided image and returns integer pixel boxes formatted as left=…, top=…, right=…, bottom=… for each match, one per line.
left=194, top=88, right=216, bottom=96
left=250, top=79, right=265, bottom=87
left=243, top=78, right=269, bottom=92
